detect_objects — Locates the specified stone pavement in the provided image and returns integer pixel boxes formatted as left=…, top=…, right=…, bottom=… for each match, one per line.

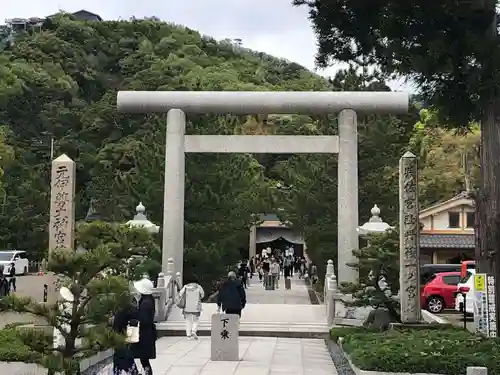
left=158, top=274, right=329, bottom=335
left=134, top=336, right=336, bottom=375
left=244, top=274, right=312, bottom=304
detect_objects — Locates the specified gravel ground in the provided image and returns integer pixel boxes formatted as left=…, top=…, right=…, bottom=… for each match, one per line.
left=441, top=311, right=475, bottom=332
left=325, top=338, right=355, bottom=375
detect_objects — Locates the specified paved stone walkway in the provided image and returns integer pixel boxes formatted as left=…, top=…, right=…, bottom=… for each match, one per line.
left=146, top=336, right=337, bottom=375
left=158, top=275, right=328, bottom=334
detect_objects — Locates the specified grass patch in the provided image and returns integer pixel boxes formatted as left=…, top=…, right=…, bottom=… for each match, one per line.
left=331, top=326, right=499, bottom=374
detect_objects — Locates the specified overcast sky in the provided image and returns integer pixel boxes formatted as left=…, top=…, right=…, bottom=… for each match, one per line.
left=2, top=0, right=411, bottom=91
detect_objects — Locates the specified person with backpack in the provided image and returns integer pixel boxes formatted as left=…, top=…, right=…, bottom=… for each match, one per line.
left=177, top=276, right=204, bottom=340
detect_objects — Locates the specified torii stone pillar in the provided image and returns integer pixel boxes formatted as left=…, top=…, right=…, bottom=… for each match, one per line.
left=117, top=91, right=408, bottom=282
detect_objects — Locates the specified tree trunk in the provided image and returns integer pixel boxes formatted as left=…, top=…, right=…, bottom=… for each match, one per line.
left=477, top=1, right=500, bottom=336
left=481, top=100, right=500, bottom=335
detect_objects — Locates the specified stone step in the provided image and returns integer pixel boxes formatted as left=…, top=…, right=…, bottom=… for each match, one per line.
left=156, top=321, right=330, bottom=339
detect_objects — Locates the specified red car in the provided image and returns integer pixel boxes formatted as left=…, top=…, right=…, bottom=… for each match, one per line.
left=421, top=271, right=461, bottom=313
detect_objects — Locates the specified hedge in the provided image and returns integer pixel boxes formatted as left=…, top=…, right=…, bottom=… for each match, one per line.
left=331, top=326, right=500, bottom=374
left=0, top=326, right=42, bottom=363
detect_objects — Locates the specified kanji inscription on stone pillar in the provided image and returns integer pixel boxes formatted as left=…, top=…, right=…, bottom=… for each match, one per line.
left=399, top=151, right=421, bottom=323
left=49, top=154, right=76, bottom=255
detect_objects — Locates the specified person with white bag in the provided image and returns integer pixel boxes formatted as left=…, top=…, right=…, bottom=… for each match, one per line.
left=177, top=276, right=204, bottom=340
left=112, top=298, right=139, bottom=375
left=131, top=278, right=157, bottom=375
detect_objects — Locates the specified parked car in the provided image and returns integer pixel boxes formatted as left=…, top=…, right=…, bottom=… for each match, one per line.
left=0, top=250, right=29, bottom=275
left=455, top=269, right=476, bottom=315
left=421, top=271, right=461, bottom=313
left=420, top=264, right=461, bottom=285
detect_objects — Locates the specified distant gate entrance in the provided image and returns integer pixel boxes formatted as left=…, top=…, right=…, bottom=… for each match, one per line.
left=117, top=90, right=408, bottom=283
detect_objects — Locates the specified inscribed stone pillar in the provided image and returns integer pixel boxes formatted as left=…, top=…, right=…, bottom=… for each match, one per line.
left=211, top=313, right=239, bottom=361
left=48, top=154, right=76, bottom=304
left=337, top=109, right=359, bottom=284
left=162, top=109, right=186, bottom=280
left=49, top=154, right=76, bottom=255
left=399, top=151, right=421, bottom=323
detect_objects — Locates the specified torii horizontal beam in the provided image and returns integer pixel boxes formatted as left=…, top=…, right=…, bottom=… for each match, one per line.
left=184, top=135, right=339, bottom=153
left=117, top=91, right=408, bottom=114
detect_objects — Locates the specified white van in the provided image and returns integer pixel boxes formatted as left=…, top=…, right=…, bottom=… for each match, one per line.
left=0, top=250, right=29, bottom=276
left=455, top=269, right=476, bottom=315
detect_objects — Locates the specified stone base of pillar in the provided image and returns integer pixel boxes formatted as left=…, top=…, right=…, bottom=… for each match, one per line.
left=332, top=293, right=373, bottom=326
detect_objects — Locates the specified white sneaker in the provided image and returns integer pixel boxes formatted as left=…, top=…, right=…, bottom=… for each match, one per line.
left=187, top=335, right=194, bottom=340
left=192, top=333, right=199, bottom=340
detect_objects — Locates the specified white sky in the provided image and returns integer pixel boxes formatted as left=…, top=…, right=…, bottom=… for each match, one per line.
left=1, top=0, right=412, bottom=92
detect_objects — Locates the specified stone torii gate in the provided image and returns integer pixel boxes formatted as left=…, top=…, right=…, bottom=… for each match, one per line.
left=117, top=91, right=408, bottom=284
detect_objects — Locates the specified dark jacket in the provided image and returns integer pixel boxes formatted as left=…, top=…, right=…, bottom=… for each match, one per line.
left=0, top=277, right=9, bottom=297
left=217, top=279, right=246, bottom=311
left=238, top=264, right=249, bottom=278
left=262, top=261, right=270, bottom=273
left=112, top=304, right=136, bottom=362
left=131, top=295, right=156, bottom=359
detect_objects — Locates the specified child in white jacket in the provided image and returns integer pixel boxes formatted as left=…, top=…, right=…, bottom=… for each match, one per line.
left=178, top=277, right=205, bottom=339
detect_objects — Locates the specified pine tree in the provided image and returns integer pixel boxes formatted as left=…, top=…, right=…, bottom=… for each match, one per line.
left=0, top=221, right=159, bottom=374
left=340, top=229, right=400, bottom=321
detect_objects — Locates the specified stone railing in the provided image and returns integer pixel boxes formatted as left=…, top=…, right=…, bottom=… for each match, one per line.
left=324, top=259, right=372, bottom=326
left=152, top=257, right=182, bottom=322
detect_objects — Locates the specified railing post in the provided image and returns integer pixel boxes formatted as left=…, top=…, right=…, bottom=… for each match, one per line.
left=325, top=259, right=334, bottom=298
left=327, top=271, right=338, bottom=325
left=175, top=271, right=182, bottom=289
left=166, top=257, right=175, bottom=276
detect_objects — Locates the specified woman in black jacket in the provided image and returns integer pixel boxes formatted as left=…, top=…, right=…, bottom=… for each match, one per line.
left=131, top=278, right=156, bottom=375
left=112, top=300, right=139, bottom=375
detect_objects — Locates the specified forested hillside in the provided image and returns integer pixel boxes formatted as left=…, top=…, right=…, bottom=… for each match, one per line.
left=0, top=14, right=479, bottom=287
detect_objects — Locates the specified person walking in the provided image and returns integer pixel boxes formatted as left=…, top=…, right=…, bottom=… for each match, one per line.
left=283, top=256, right=292, bottom=278
left=178, top=277, right=204, bottom=340
left=217, top=271, right=246, bottom=317
left=132, top=278, right=157, bottom=375
left=270, top=258, right=280, bottom=289
left=112, top=299, right=139, bottom=375
left=238, top=260, right=250, bottom=289
left=249, top=257, right=255, bottom=278
left=8, top=263, right=16, bottom=293
left=0, top=267, right=9, bottom=297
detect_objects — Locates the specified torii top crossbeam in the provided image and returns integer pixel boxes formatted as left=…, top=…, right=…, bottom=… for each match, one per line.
left=117, top=91, right=408, bottom=114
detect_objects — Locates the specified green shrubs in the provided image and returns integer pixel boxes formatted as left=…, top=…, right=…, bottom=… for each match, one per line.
left=0, top=327, right=42, bottom=363
left=331, top=326, right=500, bottom=374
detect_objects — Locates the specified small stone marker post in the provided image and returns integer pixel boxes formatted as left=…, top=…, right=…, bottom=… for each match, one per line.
left=399, top=151, right=421, bottom=323
left=211, top=313, right=239, bottom=361
left=48, top=154, right=76, bottom=303
left=467, top=367, right=488, bottom=375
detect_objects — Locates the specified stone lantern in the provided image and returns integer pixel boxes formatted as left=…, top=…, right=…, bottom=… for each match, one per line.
left=357, top=204, right=394, bottom=297
left=126, top=202, right=160, bottom=234
left=357, top=204, right=393, bottom=236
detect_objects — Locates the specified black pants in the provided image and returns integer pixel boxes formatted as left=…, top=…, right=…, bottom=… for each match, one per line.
left=225, top=309, right=241, bottom=317
left=140, top=359, right=152, bottom=375
left=113, top=358, right=138, bottom=375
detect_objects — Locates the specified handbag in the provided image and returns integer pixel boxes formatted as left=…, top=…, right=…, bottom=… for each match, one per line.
left=125, top=322, right=140, bottom=343
left=177, top=290, right=186, bottom=309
